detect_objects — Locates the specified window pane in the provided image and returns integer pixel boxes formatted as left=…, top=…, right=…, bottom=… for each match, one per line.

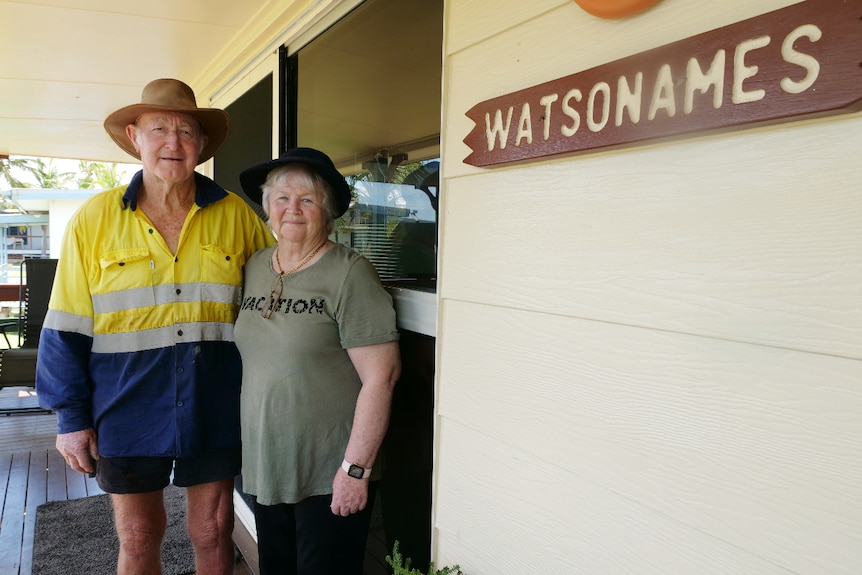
left=334, top=160, right=438, bottom=287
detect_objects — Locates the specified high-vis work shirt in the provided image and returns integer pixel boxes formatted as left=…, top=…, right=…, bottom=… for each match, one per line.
left=36, top=171, right=275, bottom=458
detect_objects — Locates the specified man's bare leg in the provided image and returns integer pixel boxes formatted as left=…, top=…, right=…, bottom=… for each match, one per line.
left=112, top=490, right=167, bottom=575
left=186, top=478, right=235, bottom=575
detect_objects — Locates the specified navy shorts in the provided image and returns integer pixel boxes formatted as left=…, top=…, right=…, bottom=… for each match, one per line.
left=95, top=447, right=241, bottom=494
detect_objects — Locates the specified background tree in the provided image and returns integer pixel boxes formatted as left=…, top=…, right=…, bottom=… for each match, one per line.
left=0, top=157, right=37, bottom=189
left=1, top=155, right=133, bottom=212
left=77, top=160, right=124, bottom=189
left=27, top=158, right=74, bottom=189
left=0, top=157, right=39, bottom=210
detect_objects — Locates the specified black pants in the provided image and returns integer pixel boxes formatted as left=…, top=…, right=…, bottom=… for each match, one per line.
left=254, top=483, right=378, bottom=575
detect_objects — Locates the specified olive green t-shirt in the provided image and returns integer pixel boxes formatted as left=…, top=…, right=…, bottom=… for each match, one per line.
left=235, top=244, right=399, bottom=505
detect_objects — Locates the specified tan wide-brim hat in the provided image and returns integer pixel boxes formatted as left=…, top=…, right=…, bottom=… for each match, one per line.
left=103, top=78, right=230, bottom=164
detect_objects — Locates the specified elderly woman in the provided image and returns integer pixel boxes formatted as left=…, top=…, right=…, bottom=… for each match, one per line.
left=235, top=147, right=401, bottom=575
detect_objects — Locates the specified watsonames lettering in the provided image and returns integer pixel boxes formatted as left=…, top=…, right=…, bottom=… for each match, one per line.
left=463, top=0, right=862, bottom=167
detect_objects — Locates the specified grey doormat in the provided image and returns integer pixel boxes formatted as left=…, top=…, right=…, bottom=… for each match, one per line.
left=32, top=484, right=194, bottom=575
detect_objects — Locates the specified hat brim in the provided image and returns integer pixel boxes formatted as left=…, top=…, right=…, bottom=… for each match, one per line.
left=240, top=152, right=352, bottom=218
left=104, top=104, right=230, bottom=164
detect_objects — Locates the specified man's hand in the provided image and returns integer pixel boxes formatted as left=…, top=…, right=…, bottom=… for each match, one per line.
left=56, top=429, right=99, bottom=474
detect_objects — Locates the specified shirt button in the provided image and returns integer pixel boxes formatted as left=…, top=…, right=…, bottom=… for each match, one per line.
left=177, top=330, right=183, bottom=336
left=177, top=367, right=184, bottom=373
left=177, top=401, right=184, bottom=407
left=176, top=288, right=181, bottom=295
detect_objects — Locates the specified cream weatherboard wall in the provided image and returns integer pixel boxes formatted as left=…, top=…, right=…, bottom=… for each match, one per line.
left=436, top=0, right=860, bottom=574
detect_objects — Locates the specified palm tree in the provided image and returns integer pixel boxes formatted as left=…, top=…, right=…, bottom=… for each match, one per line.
left=28, top=158, right=74, bottom=189
left=0, top=157, right=37, bottom=189
left=0, top=157, right=39, bottom=210
left=77, top=161, right=125, bottom=189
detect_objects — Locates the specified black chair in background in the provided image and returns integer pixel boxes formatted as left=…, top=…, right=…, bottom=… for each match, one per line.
left=0, top=258, right=58, bottom=415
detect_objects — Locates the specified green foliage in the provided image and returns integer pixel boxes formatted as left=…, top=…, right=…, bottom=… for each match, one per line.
left=0, top=157, right=36, bottom=209
left=1, top=155, right=131, bottom=192
left=386, top=541, right=465, bottom=575
left=346, top=159, right=430, bottom=186
left=77, top=160, right=125, bottom=189
left=0, top=157, right=37, bottom=189
left=27, top=158, right=75, bottom=188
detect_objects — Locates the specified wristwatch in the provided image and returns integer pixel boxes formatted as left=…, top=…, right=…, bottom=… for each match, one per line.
left=341, top=459, right=372, bottom=479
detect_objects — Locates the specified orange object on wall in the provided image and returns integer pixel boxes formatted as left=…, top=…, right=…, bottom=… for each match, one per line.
left=573, top=0, right=662, bottom=18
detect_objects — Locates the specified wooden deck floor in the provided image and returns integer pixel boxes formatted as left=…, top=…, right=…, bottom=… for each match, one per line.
left=0, top=387, right=389, bottom=575
left=0, top=387, right=99, bottom=575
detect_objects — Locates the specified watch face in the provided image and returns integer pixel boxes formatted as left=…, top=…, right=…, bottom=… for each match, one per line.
left=347, top=464, right=365, bottom=479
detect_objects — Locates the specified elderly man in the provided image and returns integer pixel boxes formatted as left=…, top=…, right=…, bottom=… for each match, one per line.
left=36, top=78, right=274, bottom=574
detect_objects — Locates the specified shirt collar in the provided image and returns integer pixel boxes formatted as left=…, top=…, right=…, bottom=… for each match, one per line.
left=122, top=170, right=228, bottom=211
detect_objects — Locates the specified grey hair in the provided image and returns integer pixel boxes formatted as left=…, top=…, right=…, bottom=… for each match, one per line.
left=260, top=164, right=339, bottom=235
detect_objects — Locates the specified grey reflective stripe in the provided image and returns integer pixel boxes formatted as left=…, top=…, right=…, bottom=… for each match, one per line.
left=43, top=309, right=94, bottom=337
left=198, top=282, right=243, bottom=306
left=91, top=321, right=235, bottom=353
left=169, top=283, right=242, bottom=305
left=92, top=282, right=241, bottom=314
left=92, top=286, right=155, bottom=314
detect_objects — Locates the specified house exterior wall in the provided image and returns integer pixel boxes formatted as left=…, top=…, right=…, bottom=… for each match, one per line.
left=436, top=1, right=861, bottom=573
left=48, top=200, right=86, bottom=258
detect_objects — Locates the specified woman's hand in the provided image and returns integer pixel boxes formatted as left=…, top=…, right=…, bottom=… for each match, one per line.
left=330, top=468, right=369, bottom=516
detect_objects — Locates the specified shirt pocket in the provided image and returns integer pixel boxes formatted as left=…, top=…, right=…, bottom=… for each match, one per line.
left=200, top=244, right=245, bottom=287
left=95, top=248, right=156, bottom=317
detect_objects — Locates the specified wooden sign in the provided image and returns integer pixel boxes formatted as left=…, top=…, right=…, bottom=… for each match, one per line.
left=464, top=0, right=862, bottom=167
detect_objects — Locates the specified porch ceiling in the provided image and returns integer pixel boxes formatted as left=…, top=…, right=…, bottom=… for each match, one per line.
left=0, top=0, right=268, bottom=164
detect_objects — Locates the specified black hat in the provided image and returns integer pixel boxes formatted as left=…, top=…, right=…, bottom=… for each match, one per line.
left=240, top=147, right=352, bottom=217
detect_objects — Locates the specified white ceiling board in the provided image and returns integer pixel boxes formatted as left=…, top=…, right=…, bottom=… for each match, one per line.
left=16, top=0, right=268, bottom=27
left=0, top=79, right=130, bottom=120
left=0, top=118, right=138, bottom=164
left=1, top=3, right=248, bottom=82
left=0, top=0, right=268, bottom=161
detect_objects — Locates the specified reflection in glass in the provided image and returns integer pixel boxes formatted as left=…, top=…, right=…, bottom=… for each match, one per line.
left=334, top=160, right=438, bottom=287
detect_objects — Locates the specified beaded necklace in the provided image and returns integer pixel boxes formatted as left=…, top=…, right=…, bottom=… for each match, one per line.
left=275, top=240, right=326, bottom=276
